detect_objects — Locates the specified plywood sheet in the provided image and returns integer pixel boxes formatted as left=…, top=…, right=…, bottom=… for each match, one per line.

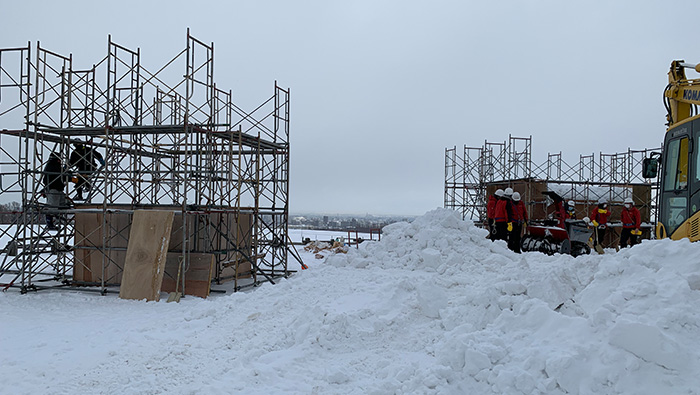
left=161, top=253, right=215, bottom=299
left=72, top=210, right=102, bottom=283
left=119, top=210, right=174, bottom=301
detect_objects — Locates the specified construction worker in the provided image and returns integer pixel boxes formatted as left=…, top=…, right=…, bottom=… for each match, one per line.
left=566, top=200, right=576, bottom=219
left=620, top=197, right=642, bottom=248
left=543, top=190, right=567, bottom=228
left=515, top=192, right=528, bottom=227
left=69, top=140, right=105, bottom=201
left=42, top=152, right=67, bottom=231
left=487, top=189, right=504, bottom=241
left=510, top=192, right=527, bottom=253
left=590, top=198, right=611, bottom=249
left=494, top=187, right=514, bottom=242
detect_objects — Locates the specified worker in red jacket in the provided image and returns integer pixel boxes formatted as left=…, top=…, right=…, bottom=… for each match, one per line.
left=509, top=192, right=527, bottom=253
left=487, top=189, right=504, bottom=241
left=516, top=192, right=529, bottom=226
left=494, top=188, right=514, bottom=242
left=620, top=197, right=642, bottom=248
left=590, top=198, right=611, bottom=248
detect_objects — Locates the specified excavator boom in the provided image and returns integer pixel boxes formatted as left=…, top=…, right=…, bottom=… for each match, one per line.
left=665, top=60, right=700, bottom=127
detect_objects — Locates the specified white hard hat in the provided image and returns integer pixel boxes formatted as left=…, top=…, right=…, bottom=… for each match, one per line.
left=567, top=200, right=575, bottom=207
left=512, top=192, right=521, bottom=201
left=624, top=197, right=634, bottom=204
left=504, top=187, right=514, bottom=196
left=598, top=198, right=608, bottom=205
left=495, top=189, right=504, bottom=197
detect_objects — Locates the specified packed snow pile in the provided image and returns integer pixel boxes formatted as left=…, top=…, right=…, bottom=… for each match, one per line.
left=2, top=208, right=700, bottom=394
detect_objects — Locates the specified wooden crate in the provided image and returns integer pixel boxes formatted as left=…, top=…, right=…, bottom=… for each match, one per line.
left=73, top=205, right=253, bottom=289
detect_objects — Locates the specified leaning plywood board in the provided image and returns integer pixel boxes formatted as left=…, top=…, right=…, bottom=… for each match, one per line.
left=119, top=210, right=175, bottom=301
left=161, top=253, right=215, bottom=299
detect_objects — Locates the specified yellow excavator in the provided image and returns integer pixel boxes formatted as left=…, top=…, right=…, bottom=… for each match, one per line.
left=645, top=60, right=700, bottom=240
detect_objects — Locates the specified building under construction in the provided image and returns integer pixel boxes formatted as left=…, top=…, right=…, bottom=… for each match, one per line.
left=445, top=135, right=661, bottom=246
left=0, top=30, right=297, bottom=295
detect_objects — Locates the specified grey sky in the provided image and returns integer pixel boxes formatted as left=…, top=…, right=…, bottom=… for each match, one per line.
left=2, top=1, right=699, bottom=215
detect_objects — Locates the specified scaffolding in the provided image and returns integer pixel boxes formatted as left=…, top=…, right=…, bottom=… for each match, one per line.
left=0, top=30, right=295, bottom=294
left=445, top=135, right=661, bottom=228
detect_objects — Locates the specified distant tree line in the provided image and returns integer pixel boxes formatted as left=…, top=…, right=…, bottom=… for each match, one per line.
left=0, top=201, right=22, bottom=224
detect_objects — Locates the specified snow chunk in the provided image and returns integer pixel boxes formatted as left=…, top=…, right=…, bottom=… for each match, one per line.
left=416, top=282, right=447, bottom=318
left=419, top=248, right=442, bottom=271
left=609, top=321, right=688, bottom=371
left=498, top=281, right=527, bottom=296
left=687, top=273, right=700, bottom=291
left=464, top=349, right=492, bottom=375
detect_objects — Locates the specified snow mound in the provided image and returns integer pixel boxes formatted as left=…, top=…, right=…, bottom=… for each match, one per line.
left=324, top=208, right=700, bottom=393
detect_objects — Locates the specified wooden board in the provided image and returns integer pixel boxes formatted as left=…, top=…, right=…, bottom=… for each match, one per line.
left=161, top=253, right=215, bottom=299
left=119, top=210, right=175, bottom=301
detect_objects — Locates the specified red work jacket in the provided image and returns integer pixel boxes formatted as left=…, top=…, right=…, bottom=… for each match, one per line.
left=487, top=195, right=496, bottom=220
left=495, top=199, right=511, bottom=223
left=591, top=206, right=611, bottom=226
left=621, top=207, right=641, bottom=229
left=513, top=201, right=528, bottom=224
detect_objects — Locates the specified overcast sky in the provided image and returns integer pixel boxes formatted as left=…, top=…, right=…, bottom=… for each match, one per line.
left=2, top=1, right=700, bottom=216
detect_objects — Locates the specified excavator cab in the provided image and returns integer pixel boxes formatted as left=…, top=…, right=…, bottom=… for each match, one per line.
left=656, top=120, right=700, bottom=240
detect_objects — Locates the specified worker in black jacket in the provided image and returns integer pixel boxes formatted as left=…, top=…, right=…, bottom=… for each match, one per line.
left=69, top=140, right=105, bottom=200
left=42, top=152, right=67, bottom=230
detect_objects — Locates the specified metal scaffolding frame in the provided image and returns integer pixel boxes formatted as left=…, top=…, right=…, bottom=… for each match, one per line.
left=445, top=135, right=661, bottom=227
left=0, top=30, right=294, bottom=294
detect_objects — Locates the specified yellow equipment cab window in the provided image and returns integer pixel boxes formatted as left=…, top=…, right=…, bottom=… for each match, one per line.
left=679, top=138, right=689, bottom=188
left=664, top=137, right=689, bottom=191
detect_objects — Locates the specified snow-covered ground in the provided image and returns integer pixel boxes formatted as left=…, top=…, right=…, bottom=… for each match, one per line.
left=2, top=208, right=700, bottom=394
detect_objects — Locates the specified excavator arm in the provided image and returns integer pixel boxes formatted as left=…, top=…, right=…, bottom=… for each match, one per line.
left=664, top=60, right=700, bottom=127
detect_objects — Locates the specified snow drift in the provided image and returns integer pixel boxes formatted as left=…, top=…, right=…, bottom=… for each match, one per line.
left=2, top=208, right=700, bottom=394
